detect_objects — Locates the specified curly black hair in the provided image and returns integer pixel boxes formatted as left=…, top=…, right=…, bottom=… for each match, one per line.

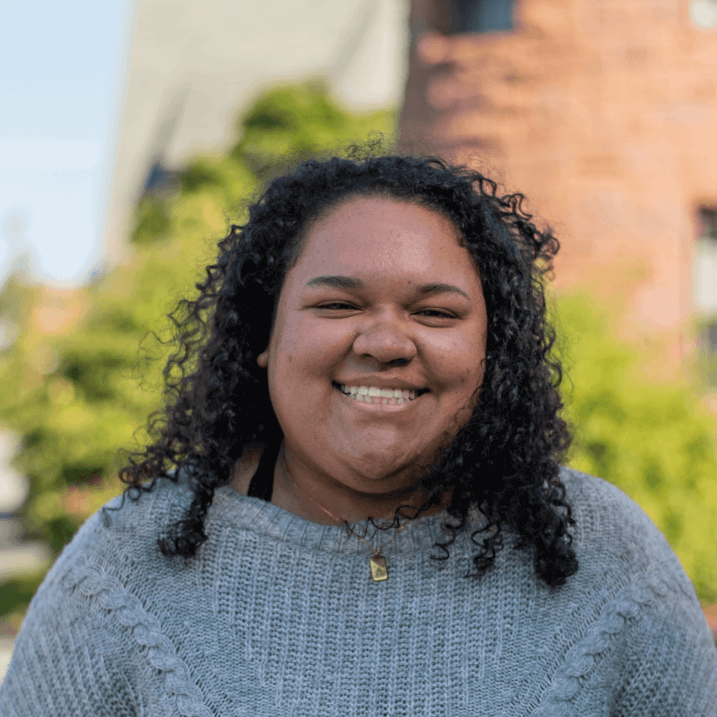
left=117, top=148, right=578, bottom=587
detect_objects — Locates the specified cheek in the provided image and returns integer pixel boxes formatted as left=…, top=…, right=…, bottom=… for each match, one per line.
left=269, top=321, right=348, bottom=409
left=270, top=324, right=315, bottom=376
left=429, top=334, right=485, bottom=389
left=285, top=320, right=352, bottom=371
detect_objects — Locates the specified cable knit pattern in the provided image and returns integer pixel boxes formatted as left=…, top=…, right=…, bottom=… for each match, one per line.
left=62, top=559, right=213, bottom=717
left=531, top=572, right=673, bottom=716
left=1, top=468, right=716, bottom=716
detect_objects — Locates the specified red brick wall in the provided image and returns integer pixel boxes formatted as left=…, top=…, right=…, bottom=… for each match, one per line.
left=399, top=0, right=717, bottom=363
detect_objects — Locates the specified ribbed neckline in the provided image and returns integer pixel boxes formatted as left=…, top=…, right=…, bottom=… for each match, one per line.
left=210, top=483, right=478, bottom=558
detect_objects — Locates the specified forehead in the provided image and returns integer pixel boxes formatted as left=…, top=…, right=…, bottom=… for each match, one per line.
left=290, top=196, right=479, bottom=283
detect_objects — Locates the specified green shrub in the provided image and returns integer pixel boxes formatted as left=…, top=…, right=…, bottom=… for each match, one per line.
left=555, top=291, right=717, bottom=602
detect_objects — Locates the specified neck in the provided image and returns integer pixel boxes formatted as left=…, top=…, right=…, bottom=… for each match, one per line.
left=272, top=441, right=444, bottom=525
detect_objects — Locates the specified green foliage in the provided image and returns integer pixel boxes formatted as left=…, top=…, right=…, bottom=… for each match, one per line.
left=554, top=292, right=717, bottom=602
left=131, top=197, right=171, bottom=245
left=232, top=81, right=396, bottom=176
left=0, top=571, right=45, bottom=627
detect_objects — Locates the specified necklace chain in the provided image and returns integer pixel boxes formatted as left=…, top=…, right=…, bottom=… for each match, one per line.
left=285, top=468, right=408, bottom=581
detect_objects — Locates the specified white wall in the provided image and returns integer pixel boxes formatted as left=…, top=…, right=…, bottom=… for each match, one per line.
left=101, top=0, right=410, bottom=272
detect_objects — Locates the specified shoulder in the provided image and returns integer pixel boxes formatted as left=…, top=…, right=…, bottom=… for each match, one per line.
left=558, top=466, right=689, bottom=576
left=557, top=468, right=714, bottom=638
left=559, top=464, right=653, bottom=526
left=534, top=469, right=717, bottom=715
left=33, top=473, right=195, bottom=604
left=558, top=466, right=702, bottom=602
left=0, top=474, right=212, bottom=716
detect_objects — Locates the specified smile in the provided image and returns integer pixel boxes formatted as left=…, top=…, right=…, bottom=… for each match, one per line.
left=333, top=383, right=428, bottom=407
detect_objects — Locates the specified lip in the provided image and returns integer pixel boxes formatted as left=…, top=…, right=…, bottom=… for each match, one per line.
left=332, top=378, right=428, bottom=393
left=333, top=383, right=426, bottom=412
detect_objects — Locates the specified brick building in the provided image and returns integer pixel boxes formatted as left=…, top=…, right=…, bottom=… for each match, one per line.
left=398, top=0, right=717, bottom=376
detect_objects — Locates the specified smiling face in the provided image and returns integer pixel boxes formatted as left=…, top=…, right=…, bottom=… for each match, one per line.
left=257, top=195, right=488, bottom=504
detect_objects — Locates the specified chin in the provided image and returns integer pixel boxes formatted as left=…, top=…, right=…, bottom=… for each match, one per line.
left=342, top=449, right=429, bottom=490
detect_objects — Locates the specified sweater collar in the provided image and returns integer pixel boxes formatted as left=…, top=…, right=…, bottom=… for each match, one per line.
left=210, top=484, right=485, bottom=557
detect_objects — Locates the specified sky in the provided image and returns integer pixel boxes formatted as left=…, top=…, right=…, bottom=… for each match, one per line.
left=0, top=0, right=133, bottom=288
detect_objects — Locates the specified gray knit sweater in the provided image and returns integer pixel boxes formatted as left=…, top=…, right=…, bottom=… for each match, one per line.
left=1, top=467, right=716, bottom=716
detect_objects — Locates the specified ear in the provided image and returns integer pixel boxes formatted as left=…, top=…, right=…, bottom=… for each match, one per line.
left=257, top=349, right=269, bottom=368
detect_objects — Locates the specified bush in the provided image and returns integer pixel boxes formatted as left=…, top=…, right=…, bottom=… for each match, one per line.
left=555, top=291, right=717, bottom=602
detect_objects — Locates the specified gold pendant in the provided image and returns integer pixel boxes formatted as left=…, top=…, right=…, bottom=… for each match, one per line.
left=369, top=555, right=388, bottom=582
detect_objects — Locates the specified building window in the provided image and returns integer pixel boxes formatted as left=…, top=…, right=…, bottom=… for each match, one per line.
left=449, top=0, right=515, bottom=34
left=690, top=0, right=717, bottom=29
left=692, top=208, right=717, bottom=385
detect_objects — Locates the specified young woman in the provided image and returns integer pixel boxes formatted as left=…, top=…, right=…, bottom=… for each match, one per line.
left=2, top=153, right=715, bottom=716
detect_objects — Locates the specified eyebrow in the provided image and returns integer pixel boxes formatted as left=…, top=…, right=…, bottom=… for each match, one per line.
left=305, top=275, right=470, bottom=300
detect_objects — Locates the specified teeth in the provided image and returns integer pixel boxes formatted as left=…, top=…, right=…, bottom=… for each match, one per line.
left=337, top=384, right=423, bottom=403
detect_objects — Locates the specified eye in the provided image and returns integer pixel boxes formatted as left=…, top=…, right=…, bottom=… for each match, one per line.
left=315, top=304, right=455, bottom=319
left=416, top=309, right=455, bottom=319
left=316, top=302, right=357, bottom=311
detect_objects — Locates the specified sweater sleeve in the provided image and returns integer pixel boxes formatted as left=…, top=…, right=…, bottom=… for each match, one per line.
left=610, top=571, right=717, bottom=717
left=543, top=470, right=717, bottom=716
left=0, top=481, right=216, bottom=717
left=0, top=558, right=151, bottom=717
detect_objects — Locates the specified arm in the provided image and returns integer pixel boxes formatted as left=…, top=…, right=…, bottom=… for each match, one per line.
left=610, top=575, right=717, bottom=717
left=0, top=556, right=212, bottom=717
left=0, top=562, right=148, bottom=717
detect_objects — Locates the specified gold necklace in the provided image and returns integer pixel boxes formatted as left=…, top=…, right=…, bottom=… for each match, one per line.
left=286, top=472, right=408, bottom=582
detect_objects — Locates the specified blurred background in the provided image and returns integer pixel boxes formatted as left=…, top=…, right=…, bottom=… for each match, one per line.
left=1, top=0, right=717, bottom=676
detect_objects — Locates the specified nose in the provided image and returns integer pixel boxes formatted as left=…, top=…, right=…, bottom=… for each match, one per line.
left=352, top=315, right=418, bottom=365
